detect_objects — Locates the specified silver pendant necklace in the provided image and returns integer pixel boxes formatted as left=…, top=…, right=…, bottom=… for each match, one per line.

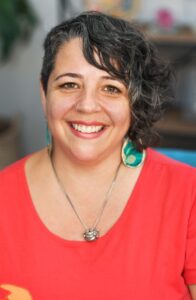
left=49, top=151, right=121, bottom=242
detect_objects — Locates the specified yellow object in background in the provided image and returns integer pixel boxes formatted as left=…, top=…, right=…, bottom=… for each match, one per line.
left=0, top=284, right=32, bottom=300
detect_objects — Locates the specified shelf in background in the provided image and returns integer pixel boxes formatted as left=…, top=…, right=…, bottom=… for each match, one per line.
left=155, top=110, right=196, bottom=150
left=141, top=27, right=196, bottom=63
left=149, top=32, right=196, bottom=45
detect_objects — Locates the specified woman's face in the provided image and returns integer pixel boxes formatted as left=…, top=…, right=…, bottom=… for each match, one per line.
left=41, top=38, right=131, bottom=164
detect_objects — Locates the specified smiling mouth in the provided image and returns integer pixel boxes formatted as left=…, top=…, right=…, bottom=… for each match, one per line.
left=71, top=123, right=104, bottom=133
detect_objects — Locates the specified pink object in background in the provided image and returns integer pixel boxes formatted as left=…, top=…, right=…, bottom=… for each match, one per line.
left=156, top=9, right=174, bottom=29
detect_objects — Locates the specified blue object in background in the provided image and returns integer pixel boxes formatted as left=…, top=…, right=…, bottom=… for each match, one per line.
left=157, top=148, right=196, bottom=167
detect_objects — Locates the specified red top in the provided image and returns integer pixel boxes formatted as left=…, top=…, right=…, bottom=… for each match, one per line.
left=0, top=149, right=196, bottom=300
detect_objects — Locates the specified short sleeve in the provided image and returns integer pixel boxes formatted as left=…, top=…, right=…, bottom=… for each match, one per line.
left=183, top=176, right=196, bottom=284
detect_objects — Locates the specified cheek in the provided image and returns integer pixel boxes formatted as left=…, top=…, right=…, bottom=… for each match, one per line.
left=106, top=101, right=131, bottom=125
left=47, top=97, right=75, bottom=119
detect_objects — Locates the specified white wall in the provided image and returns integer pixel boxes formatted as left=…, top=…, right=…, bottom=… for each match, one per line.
left=0, top=0, right=58, bottom=156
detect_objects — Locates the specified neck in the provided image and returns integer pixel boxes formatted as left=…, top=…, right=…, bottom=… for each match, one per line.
left=48, top=146, right=122, bottom=187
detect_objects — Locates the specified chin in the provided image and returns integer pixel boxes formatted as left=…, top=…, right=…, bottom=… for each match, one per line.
left=72, top=153, right=101, bottom=164
left=68, top=145, right=106, bottom=163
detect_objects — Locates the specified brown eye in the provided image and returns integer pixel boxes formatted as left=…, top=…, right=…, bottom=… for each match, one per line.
left=60, top=82, right=79, bottom=89
left=103, top=85, right=121, bottom=94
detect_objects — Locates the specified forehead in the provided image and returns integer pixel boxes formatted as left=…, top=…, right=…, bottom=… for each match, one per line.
left=55, top=38, right=83, bottom=64
left=54, top=37, right=119, bottom=75
left=52, top=38, right=108, bottom=77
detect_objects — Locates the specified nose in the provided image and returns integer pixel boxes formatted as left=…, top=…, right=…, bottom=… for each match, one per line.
left=75, top=88, right=101, bottom=113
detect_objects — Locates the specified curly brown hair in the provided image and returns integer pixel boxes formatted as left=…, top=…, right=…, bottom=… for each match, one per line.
left=41, top=11, right=174, bottom=150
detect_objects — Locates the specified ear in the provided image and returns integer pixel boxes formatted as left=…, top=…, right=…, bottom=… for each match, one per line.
left=40, top=81, right=47, bottom=117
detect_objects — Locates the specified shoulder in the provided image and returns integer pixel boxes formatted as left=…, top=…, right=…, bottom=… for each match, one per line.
left=0, top=156, right=28, bottom=178
left=147, top=148, right=195, bottom=173
left=0, top=157, right=31, bottom=216
left=0, top=149, right=48, bottom=200
left=146, top=148, right=196, bottom=188
left=0, top=156, right=30, bottom=194
left=142, top=149, right=196, bottom=212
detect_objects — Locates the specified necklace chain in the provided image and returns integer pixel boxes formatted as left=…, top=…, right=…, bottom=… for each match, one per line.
left=49, top=151, right=121, bottom=242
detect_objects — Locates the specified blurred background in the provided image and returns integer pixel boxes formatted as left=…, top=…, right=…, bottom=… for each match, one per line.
left=0, top=0, right=196, bottom=169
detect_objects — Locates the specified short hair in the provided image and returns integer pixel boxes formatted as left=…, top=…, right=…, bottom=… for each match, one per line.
left=41, top=11, right=174, bottom=150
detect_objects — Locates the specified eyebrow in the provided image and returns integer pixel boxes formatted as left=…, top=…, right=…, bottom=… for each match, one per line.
left=101, top=75, right=119, bottom=81
left=54, top=73, right=120, bottom=82
left=54, top=73, right=83, bottom=81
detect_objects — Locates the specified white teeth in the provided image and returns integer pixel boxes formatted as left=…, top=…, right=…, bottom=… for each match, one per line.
left=72, top=124, right=103, bottom=133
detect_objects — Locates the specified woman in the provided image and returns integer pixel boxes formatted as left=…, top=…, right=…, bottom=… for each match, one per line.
left=0, top=11, right=196, bottom=300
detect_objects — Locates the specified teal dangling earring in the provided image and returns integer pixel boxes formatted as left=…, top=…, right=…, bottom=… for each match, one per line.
left=46, top=123, right=52, bottom=154
left=121, top=138, right=146, bottom=168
